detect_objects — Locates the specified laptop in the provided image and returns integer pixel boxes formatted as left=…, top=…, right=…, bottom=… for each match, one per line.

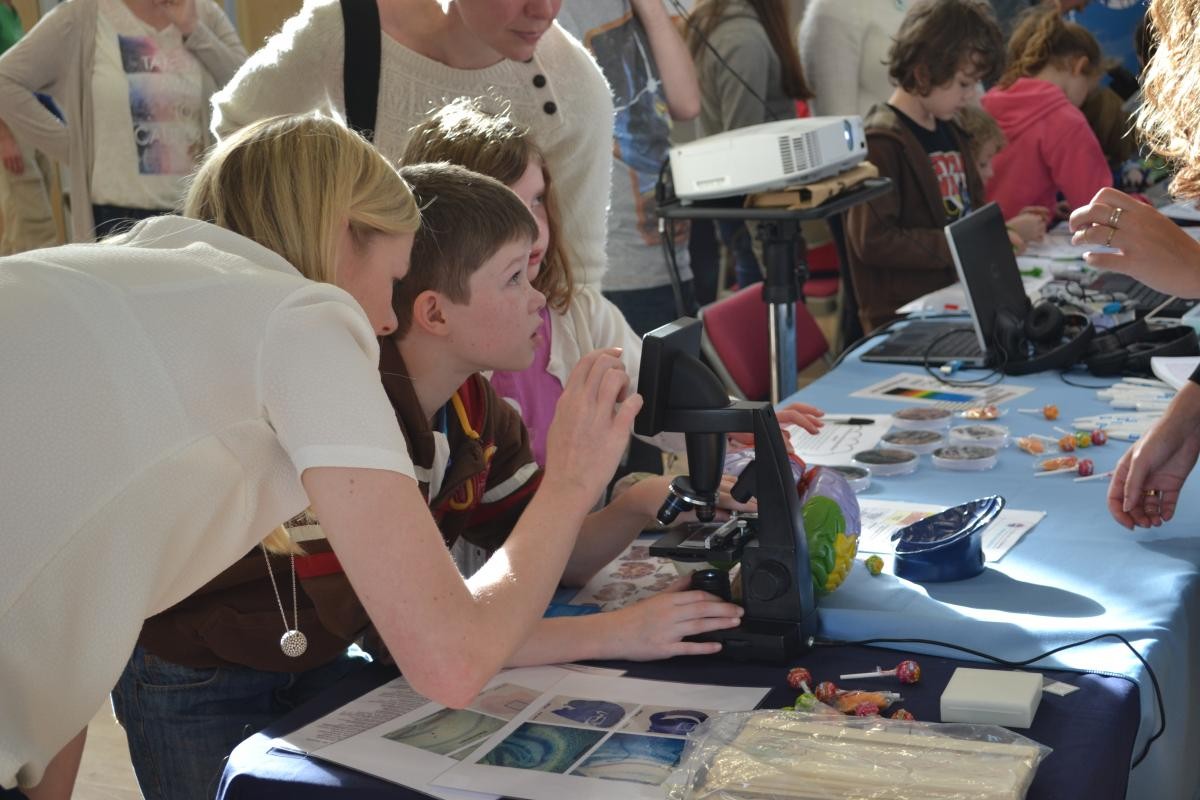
left=861, top=203, right=1030, bottom=366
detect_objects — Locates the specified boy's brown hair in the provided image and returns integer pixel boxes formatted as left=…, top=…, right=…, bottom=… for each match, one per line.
left=888, top=0, right=1005, bottom=95
left=402, top=98, right=574, bottom=314
left=957, top=104, right=1006, bottom=160
left=393, top=163, right=538, bottom=339
left=999, top=5, right=1102, bottom=89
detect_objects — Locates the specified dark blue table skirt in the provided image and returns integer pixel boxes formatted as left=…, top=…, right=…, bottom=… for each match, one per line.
left=218, top=644, right=1138, bottom=800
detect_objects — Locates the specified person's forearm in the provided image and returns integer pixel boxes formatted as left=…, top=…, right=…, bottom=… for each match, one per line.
left=505, top=614, right=616, bottom=666
left=631, top=0, right=700, bottom=121
left=562, top=475, right=669, bottom=587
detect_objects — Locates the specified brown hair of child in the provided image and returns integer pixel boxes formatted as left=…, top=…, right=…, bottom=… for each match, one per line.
left=999, top=5, right=1102, bottom=89
left=888, top=0, right=1005, bottom=96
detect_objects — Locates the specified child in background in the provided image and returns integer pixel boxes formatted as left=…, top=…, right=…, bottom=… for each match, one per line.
left=956, top=104, right=1051, bottom=254
left=844, top=0, right=1005, bottom=332
left=402, top=99, right=826, bottom=467
left=981, top=6, right=1111, bottom=220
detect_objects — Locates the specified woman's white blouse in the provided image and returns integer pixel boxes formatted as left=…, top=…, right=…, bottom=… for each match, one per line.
left=0, top=216, right=413, bottom=790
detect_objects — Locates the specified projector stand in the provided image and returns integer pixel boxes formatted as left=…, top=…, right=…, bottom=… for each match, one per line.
left=657, top=178, right=892, bottom=403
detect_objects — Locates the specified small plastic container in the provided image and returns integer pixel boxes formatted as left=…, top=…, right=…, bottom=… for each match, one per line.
left=892, top=407, right=954, bottom=431
left=852, top=448, right=919, bottom=476
left=956, top=404, right=1005, bottom=421
left=932, top=445, right=998, bottom=471
left=882, top=429, right=945, bottom=455
left=949, top=424, right=1010, bottom=449
left=826, top=464, right=871, bottom=493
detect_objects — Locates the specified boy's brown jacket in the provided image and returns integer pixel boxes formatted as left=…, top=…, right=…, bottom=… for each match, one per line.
left=845, top=104, right=985, bottom=332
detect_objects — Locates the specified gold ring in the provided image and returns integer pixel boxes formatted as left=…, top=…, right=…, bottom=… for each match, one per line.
left=1104, top=225, right=1116, bottom=247
left=1107, top=207, right=1123, bottom=229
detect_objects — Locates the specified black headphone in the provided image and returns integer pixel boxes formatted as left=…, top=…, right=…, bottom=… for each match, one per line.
left=1085, top=318, right=1200, bottom=377
left=993, top=300, right=1095, bottom=375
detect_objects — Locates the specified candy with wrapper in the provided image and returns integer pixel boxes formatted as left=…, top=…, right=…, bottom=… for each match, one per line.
left=891, top=708, right=916, bottom=721
left=865, top=554, right=885, bottom=576
left=1016, top=436, right=1045, bottom=455
left=786, top=667, right=812, bottom=692
left=1037, top=455, right=1078, bottom=472
left=798, top=467, right=861, bottom=596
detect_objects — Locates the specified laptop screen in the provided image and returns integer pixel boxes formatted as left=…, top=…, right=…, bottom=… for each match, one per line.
left=946, top=202, right=1033, bottom=353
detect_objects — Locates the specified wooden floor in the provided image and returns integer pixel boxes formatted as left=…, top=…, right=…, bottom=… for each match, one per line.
left=69, top=302, right=840, bottom=799
left=75, top=706, right=139, bottom=799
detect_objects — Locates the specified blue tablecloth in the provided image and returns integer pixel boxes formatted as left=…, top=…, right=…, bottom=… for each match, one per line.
left=219, top=648, right=1137, bottom=800
left=788, top=344, right=1200, bottom=799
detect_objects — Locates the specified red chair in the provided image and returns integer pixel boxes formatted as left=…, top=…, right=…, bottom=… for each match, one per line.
left=700, top=282, right=831, bottom=401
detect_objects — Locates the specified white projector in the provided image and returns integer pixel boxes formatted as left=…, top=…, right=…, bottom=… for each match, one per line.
left=669, top=116, right=867, bottom=201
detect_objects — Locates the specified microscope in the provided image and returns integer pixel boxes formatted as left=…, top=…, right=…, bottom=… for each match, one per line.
left=637, top=318, right=818, bottom=662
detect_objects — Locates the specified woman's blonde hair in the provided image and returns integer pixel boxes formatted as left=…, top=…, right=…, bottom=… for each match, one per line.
left=184, top=113, right=421, bottom=553
left=1138, top=0, right=1200, bottom=198
left=184, top=113, right=420, bottom=285
left=999, top=5, right=1102, bottom=89
left=401, top=98, right=574, bottom=313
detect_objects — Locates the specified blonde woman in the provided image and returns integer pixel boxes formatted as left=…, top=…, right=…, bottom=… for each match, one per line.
left=0, top=114, right=639, bottom=800
left=1070, top=0, right=1200, bottom=531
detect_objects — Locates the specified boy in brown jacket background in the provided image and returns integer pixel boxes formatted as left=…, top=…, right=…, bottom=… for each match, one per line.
left=845, top=0, right=1005, bottom=332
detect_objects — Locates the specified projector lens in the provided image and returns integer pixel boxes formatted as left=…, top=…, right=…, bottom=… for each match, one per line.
left=843, top=120, right=853, bottom=150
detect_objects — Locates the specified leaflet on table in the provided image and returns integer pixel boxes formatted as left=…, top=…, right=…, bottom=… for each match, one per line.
left=275, top=663, right=625, bottom=755
left=851, top=373, right=1035, bottom=410
left=856, top=498, right=1045, bottom=561
left=304, top=666, right=573, bottom=800
left=1150, top=356, right=1200, bottom=391
left=571, top=538, right=683, bottom=611
left=430, top=672, right=769, bottom=800
left=785, top=415, right=891, bottom=465
left=895, top=273, right=1052, bottom=315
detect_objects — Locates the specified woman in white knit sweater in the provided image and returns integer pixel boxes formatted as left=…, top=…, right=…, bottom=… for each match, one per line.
left=212, top=0, right=615, bottom=289
left=0, top=114, right=639, bottom=800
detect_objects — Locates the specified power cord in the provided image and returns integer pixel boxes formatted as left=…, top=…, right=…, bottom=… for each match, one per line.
left=816, top=632, right=1164, bottom=768
left=918, top=324, right=1007, bottom=387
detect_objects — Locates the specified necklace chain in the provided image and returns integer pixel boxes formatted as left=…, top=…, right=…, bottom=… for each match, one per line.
left=260, top=540, right=307, bottom=657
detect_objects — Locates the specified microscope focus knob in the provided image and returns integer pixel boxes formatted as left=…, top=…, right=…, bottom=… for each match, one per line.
left=747, top=561, right=790, bottom=602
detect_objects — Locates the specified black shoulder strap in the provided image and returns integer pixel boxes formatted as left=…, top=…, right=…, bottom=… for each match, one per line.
left=340, top=0, right=381, bottom=142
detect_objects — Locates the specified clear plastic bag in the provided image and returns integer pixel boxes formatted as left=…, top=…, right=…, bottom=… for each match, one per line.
left=664, top=710, right=1051, bottom=800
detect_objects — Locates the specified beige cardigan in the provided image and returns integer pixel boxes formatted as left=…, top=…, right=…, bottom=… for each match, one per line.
left=0, top=0, right=246, bottom=241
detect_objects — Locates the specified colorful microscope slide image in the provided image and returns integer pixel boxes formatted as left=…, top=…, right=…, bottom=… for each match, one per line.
left=383, top=707, right=506, bottom=759
left=477, top=722, right=605, bottom=773
left=476, top=695, right=719, bottom=785
left=532, top=695, right=632, bottom=729
left=572, top=733, right=688, bottom=785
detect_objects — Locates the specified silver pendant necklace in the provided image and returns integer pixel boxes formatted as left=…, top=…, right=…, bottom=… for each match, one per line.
left=261, top=542, right=308, bottom=658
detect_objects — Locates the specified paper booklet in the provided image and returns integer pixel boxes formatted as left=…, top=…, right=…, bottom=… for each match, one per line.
left=274, top=666, right=768, bottom=800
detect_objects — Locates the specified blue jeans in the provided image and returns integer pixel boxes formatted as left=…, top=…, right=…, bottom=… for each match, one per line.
left=111, top=644, right=371, bottom=800
left=603, top=280, right=696, bottom=337
left=717, top=219, right=762, bottom=289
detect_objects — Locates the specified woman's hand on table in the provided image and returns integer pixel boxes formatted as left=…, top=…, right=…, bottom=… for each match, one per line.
left=1108, top=383, right=1200, bottom=529
left=599, top=574, right=743, bottom=660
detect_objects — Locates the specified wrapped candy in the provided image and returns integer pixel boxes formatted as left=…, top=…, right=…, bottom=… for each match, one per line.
left=891, top=708, right=916, bottom=721
left=1057, top=435, right=1075, bottom=452
left=829, top=690, right=901, bottom=714
left=1016, top=436, right=1045, bottom=455
left=840, top=660, right=921, bottom=685
left=793, top=692, right=819, bottom=712
left=1037, top=455, right=1078, bottom=472
left=854, top=703, right=880, bottom=717
left=786, top=667, right=812, bottom=692
left=799, top=466, right=862, bottom=596
left=814, top=681, right=839, bottom=703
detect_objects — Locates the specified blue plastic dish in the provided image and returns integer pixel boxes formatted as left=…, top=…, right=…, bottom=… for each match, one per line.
left=892, top=496, right=1005, bottom=582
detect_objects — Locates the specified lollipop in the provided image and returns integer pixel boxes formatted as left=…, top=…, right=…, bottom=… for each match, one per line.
left=865, top=555, right=884, bottom=576
left=854, top=703, right=880, bottom=717
left=1016, top=436, right=1045, bottom=455
left=1018, top=404, right=1058, bottom=420
left=814, top=681, right=839, bottom=703
left=831, top=690, right=902, bottom=714
left=1057, top=434, right=1076, bottom=452
left=840, top=660, right=922, bottom=685
left=787, top=667, right=813, bottom=692
left=1091, top=428, right=1108, bottom=446
left=1034, top=455, right=1079, bottom=476
left=1077, top=458, right=1095, bottom=477
left=793, top=692, right=819, bottom=712
left=891, top=709, right=916, bottom=721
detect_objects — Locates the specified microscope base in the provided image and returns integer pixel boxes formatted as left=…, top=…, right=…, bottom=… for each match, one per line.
left=694, top=617, right=817, bottom=663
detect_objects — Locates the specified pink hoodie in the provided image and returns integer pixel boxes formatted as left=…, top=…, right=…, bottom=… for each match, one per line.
left=981, top=77, right=1112, bottom=218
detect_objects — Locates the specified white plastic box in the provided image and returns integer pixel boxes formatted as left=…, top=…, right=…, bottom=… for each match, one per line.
left=940, top=668, right=1043, bottom=729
